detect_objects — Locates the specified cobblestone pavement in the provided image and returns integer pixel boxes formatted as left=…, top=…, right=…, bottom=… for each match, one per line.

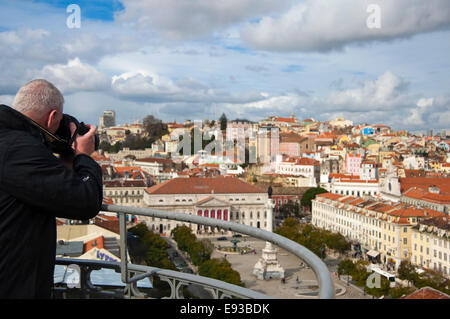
left=211, top=237, right=371, bottom=299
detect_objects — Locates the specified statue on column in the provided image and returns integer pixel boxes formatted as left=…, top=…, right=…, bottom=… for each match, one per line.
left=253, top=196, right=285, bottom=280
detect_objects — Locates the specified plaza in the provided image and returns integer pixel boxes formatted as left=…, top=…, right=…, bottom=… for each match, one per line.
left=211, top=236, right=371, bottom=299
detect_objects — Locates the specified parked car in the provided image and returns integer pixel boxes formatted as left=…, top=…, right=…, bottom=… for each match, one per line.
left=217, top=237, right=228, bottom=241
left=232, top=234, right=242, bottom=238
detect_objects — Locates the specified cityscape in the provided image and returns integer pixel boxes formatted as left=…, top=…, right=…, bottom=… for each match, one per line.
left=57, top=109, right=449, bottom=299
left=0, top=0, right=449, bottom=304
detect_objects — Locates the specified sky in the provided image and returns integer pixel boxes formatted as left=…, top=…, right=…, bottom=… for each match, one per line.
left=0, top=0, right=449, bottom=133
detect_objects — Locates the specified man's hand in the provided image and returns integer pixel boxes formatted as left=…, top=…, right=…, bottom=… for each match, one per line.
left=70, top=122, right=97, bottom=156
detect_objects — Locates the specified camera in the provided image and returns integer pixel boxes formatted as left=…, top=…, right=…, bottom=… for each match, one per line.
left=50, top=114, right=100, bottom=156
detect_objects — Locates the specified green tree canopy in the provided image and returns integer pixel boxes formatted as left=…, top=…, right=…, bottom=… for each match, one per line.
left=301, top=187, right=328, bottom=209
left=279, top=200, right=304, bottom=218
left=219, top=113, right=227, bottom=131
left=198, top=258, right=243, bottom=287
left=143, top=115, right=168, bottom=138
left=397, top=260, right=419, bottom=285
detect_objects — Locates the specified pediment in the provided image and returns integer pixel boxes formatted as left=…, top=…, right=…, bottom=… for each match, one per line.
left=195, top=196, right=230, bottom=207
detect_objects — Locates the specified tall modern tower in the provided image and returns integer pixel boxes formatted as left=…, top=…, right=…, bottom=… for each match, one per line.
left=99, top=110, right=116, bottom=129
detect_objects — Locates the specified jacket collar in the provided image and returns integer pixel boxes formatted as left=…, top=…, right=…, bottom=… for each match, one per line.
left=0, top=104, right=47, bottom=142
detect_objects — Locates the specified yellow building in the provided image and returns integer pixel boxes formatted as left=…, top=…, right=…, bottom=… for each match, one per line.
left=442, top=163, right=450, bottom=174
left=411, top=216, right=450, bottom=277
left=367, top=143, right=381, bottom=157
left=428, top=161, right=441, bottom=171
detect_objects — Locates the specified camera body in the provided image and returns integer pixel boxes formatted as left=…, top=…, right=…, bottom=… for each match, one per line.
left=51, top=114, right=100, bottom=156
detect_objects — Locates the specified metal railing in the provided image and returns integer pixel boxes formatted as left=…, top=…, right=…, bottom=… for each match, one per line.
left=111, top=204, right=334, bottom=298
left=54, top=257, right=270, bottom=299
left=56, top=204, right=335, bottom=299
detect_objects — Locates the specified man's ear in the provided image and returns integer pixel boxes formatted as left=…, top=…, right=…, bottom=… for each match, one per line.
left=46, top=109, right=60, bottom=133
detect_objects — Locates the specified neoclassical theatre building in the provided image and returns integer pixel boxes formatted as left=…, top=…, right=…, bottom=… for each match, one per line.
left=142, top=177, right=270, bottom=236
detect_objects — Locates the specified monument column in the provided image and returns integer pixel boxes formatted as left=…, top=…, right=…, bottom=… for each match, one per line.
left=253, top=198, right=285, bottom=280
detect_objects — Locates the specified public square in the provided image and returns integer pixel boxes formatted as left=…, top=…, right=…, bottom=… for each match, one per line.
left=209, top=236, right=371, bottom=299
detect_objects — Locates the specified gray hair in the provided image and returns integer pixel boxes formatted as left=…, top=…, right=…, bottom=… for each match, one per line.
left=12, top=79, right=64, bottom=121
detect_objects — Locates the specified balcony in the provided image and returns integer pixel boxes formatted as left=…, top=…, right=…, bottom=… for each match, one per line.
left=54, top=204, right=335, bottom=299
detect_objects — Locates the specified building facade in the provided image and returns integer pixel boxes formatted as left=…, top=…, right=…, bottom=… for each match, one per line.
left=142, top=177, right=269, bottom=236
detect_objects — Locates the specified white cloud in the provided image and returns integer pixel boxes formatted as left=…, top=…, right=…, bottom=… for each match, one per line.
left=115, top=0, right=291, bottom=39
left=37, top=58, right=110, bottom=94
left=111, top=70, right=267, bottom=104
left=241, top=0, right=450, bottom=52
left=323, top=71, right=410, bottom=112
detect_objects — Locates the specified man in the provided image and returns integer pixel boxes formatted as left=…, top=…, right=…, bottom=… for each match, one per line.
left=0, top=79, right=103, bottom=298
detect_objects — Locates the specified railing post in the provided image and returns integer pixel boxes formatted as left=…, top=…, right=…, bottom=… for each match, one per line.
left=119, top=212, right=129, bottom=285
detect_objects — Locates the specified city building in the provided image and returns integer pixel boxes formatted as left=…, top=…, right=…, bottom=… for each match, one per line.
left=345, top=153, right=362, bottom=176
left=142, top=177, right=269, bottom=236
left=275, top=155, right=320, bottom=186
left=99, top=110, right=116, bottom=129
left=312, top=193, right=448, bottom=272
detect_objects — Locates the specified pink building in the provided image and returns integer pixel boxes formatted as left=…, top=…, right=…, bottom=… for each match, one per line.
left=345, top=154, right=361, bottom=176
left=278, top=132, right=306, bottom=157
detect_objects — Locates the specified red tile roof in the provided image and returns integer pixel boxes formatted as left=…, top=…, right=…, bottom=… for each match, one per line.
left=315, top=193, right=341, bottom=200
left=402, top=287, right=450, bottom=299
left=104, top=180, right=147, bottom=187
left=388, top=207, right=445, bottom=218
left=400, top=177, right=450, bottom=193
left=403, top=187, right=450, bottom=204
left=135, top=157, right=173, bottom=164
left=275, top=117, right=296, bottom=123
left=145, top=177, right=266, bottom=195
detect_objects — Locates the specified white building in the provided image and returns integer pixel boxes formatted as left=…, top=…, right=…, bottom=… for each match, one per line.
left=403, top=155, right=425, bottom=170
left=360, top=160, right=378, bottom=181
left=275, top=155, right=320, bottom=185
left=142, top=177, right=269, bottom=236
left=328, top=174, right=380, bottom=198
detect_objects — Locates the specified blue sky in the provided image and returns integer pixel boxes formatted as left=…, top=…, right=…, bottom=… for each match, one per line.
left=0, top=0, right=449, bottom=132
left=33, top=0, right=124, bottom=21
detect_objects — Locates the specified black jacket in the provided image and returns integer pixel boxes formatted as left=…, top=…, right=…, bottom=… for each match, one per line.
left=0, top=104, right=103, bottom=299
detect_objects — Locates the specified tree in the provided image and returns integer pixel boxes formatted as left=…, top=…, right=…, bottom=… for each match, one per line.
left=323, top=231, right=351, bottom=254
left=397, top=260, right=419, bottom=285
left=365, top=276, right=391, bottom=298
left=219, top=113, right=227, bottom=131
left=415, top=269, right=450, bottom=294
left=189, top=239, right=214, bottom=266
left=301, top=187, right=328, bottom=210
left=123, top=134, right=154, bottom=150
left=143, top=115, right=168, bottom=138
left=274, top=217, right=301, bottom=242
left=198, top=258, right=243, bottom=287
left=128, top=223, right=176, bottom=270
left=279, top=200, right=304, bottom=218
left=337, top=259, right=355, bottom=277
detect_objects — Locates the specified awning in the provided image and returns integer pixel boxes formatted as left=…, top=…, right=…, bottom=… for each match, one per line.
left=367, top=250, right=380, bottom=258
